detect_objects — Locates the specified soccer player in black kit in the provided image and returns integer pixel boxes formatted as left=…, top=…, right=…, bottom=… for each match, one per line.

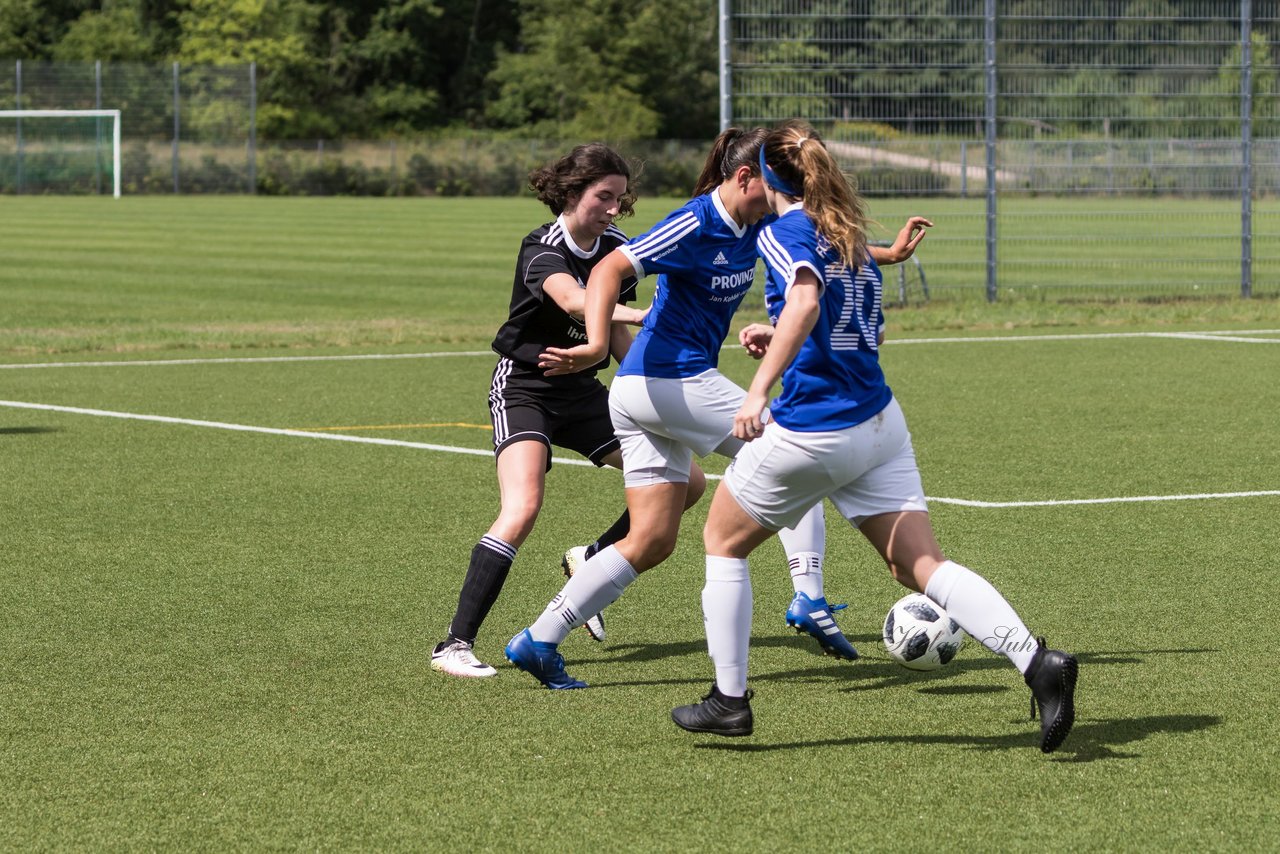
left=431, top=143, right=706, bottom=677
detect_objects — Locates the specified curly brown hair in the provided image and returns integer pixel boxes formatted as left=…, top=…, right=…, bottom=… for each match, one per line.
left=528, top=143, right=637, bottom=217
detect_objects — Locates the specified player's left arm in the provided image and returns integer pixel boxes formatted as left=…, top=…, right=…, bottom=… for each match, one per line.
left=539, top=249, right=633, bottom=374
left=735, top=271, right=820, bottom=441
left=739, top=323, right=775, bottom=359
left=869, top=216, right=932, bottom=265
left=543, top=274, right=646, bottom=325
left=608, top=322, right=635, bottom=362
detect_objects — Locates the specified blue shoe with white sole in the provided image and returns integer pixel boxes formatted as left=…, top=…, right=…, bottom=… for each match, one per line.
left=785, top=592, right=860, bottom=660
left=504, top=629, right=587, bottom=690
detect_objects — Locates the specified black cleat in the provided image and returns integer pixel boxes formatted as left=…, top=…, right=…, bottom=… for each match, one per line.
left=672, top=684, right=754, bottom=737
left=1025, top=639, right=1078, bottom=753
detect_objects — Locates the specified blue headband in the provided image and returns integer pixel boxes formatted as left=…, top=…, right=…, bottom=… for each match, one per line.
left=759, top=147, right=801, bottom=197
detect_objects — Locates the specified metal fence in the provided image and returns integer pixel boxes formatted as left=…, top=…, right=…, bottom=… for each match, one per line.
left=0, top=61, right=257, bottom=194
left=724, top=0, right=1280, bottom=299
left=5, top=4, right=1279, bottom=302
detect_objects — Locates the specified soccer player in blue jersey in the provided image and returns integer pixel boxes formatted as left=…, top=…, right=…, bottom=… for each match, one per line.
left=430, top=144, right=706, bottom=678
left=669, top=122, right=1078, bottom=753
left=503, top=128, right=928, bottom=689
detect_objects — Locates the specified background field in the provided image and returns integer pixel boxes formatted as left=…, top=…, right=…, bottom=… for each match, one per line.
left=2, top=197, right=1279, bottom=851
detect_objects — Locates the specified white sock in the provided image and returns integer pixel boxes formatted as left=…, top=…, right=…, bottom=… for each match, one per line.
left=925, top=560, right=1040, bottom=674
left=703, top=555, right=753, bottom=698
left=787, top=552, right=824, bottom=600
left=528, top=546, right=638, bottom=645
left=779, top=503, right=826, bottom=600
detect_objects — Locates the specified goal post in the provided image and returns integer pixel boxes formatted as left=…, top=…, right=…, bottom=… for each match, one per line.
left=0, top=109, right=122, bottom=198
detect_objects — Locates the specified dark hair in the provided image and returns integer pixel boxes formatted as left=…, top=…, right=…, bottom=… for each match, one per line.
left=691, top=126, right=769, bottom=196
left=528, top=143, right=636, bottom=218
left=762, top=120, right=869, bottom=267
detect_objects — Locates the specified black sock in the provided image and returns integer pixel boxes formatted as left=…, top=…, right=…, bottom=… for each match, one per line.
left=446, top=535, right=516, bottom=644
left=586, top=509, right=630, bottom=560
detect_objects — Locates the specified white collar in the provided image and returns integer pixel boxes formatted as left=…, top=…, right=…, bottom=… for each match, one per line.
left=558, top=213, right=600, bottom=258
left=711, top=186, right=748, bottom=238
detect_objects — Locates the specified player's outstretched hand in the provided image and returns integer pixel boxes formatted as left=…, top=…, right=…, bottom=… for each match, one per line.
left=733, top=391, right=770, bottom=441
left=739, top=323, right=774, bottom=360
left=877, top=216, right=933, bottom=264
left=539, top=344, right=600, bottom=375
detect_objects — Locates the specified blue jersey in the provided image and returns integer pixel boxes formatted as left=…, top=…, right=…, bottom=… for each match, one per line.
left=617, top=190, right=768, bottom=379
left=756, top=207, right=892, bottom=431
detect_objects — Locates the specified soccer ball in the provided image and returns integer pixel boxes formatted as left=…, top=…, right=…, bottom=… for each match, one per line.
left=882, top=593, right=966, bottom=671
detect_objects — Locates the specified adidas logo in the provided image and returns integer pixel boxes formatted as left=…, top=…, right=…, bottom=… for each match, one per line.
left=712, top=251, right=729, bottom=266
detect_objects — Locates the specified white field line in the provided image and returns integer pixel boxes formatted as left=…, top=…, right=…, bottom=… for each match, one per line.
left=4, top=398, right=1277, bottom=509
left=2, top=329, right=1278, bottom=370
left=889, top=330, right=1280, bottom=346
left=929, top=491, right=1280, bottom=508
left=0, top=399, right=513, bottom=462
left=0, top=351, right=492, bottom=370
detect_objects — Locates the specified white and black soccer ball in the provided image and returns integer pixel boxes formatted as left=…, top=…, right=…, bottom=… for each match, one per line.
left=882, top=593, right=966, bottom=671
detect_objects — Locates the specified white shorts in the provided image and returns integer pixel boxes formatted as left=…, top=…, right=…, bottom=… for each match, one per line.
left=609, top=370, right=748, bottom=487
left=724, top=396, right=928, bottom=531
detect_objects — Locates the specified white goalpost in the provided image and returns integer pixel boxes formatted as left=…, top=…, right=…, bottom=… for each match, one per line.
left=0, top=109, right=122, bottom=198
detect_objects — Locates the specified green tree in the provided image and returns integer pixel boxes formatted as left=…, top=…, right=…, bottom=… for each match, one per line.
left=485, top=0, right=716, bottom=140
left=0, top=0, right=85, bottom=59
left=175, top=0, right=320, bottom=137
left=53, top=1, right=157, bottom=61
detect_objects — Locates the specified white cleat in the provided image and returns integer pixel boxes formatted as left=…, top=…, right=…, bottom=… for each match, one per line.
left=561, top=546, right=606, bottom=642
left=430, top=640, right=497, bottom=678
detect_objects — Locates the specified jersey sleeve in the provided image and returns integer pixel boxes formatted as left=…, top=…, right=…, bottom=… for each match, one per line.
left=757, top=222, right=823, bottom=300
left=619, top=206, right=702, bottom=279
left=604, top=227, right=640, bottom=305
left=517, top=242, right=574, bottom=300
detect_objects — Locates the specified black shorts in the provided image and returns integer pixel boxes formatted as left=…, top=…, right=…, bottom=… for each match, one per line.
left=488, top=357, right=620, bottom=470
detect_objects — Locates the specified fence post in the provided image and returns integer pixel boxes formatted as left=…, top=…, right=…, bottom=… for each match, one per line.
left=1241, top=0, right=1253, bottom=299
left=248, top=61, right=257, bottom=194
left=95, top=61, right=103, bottom=195
left=172, top=61, right=180, bottom=194
left=15, top=60, right=22, bottom=194
left=718, top=0, right=733, bottom=131
left=984, top=0, right=997, bottom=302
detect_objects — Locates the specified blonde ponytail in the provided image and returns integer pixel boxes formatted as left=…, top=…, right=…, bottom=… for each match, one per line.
left=761, top=121, right=868, bottom=268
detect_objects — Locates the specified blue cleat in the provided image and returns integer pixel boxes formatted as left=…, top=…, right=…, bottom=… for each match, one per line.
left=785, top=592, right=860, bottom=660
left=504, top=629, right=587, bottom=689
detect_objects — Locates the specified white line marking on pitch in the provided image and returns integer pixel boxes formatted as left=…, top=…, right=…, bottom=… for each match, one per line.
left=4, top=399, right=1277, bottom=508
left=929, top=491, right=1280, bottom=508
left=1, top=329, right=1277, bottom=370
left=888, top=330, right=1280, bottom=346
left=0, top=351, right=492, bottom=370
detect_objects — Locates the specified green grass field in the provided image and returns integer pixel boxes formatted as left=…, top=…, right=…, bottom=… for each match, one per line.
left=2, top=197, right=1279, bottom=850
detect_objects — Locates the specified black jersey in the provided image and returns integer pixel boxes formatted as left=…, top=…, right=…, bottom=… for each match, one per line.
left=491, top=214, right=637, bottom=376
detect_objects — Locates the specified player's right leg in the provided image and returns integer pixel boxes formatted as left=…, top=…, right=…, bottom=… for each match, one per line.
left=778, top=504, right=859, bottom=660
left=433, top=440, right=547, bottom=677
left=506, top=480, right=687, bottom=689
left=840, top=400, right=1077, bottom=753
left=507, top=385, right=694, bottom=689
left=433, top=367, right=552, bottom=679
left=690, top=372, right=853, bottom=657
left=672, top=482, right=777, bottom=737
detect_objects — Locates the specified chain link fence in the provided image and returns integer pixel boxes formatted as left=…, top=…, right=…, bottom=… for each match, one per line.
left=0, top=64, right=713, bottom=198
left=5, top=4, right=1279, bottom=301
left=726, top=0, right=1280, bottom=299
left=0, top=61, right=257, bottom=194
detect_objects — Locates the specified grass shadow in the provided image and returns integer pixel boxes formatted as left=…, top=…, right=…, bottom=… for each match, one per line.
left=693, top=714, right=1223, bottom=762
left=0, top=426, right=63, bottom=435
